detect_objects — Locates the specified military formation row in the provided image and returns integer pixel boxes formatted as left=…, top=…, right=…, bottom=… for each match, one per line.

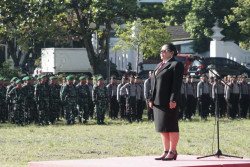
left=0, top=73, right=153, bottom=126
left=179, top=74, right=250, bottom=121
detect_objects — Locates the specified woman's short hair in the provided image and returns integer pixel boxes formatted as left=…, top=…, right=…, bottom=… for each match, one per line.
left=162, top=44, right=177, bottom=57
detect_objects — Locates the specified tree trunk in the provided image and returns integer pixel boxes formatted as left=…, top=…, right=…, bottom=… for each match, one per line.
left=6, top=39, right=23, bottom=68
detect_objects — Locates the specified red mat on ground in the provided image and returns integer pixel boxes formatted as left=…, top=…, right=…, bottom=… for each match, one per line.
left=28, top=155, right=250, bottom=167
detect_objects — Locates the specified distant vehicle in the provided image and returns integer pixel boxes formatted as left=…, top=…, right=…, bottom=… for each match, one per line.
left=41, top=48, right=92, bottom=74
left=188, top=57, right=250, bottom=78
left=175, top=54, right=199, bottom=75
left=243, top=63, right=250, bottom=70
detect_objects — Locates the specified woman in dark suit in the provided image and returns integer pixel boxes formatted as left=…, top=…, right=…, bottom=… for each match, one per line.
left=149, top=44, right=184, bottom=161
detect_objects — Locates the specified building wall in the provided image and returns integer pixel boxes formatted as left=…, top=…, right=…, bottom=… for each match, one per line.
left=110, top=37, right=143, bottom=73
left=210, top=40, right=250, bottom=64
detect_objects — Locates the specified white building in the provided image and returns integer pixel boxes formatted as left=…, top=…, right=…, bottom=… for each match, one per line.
left=210, top=21, right=250, bottom=65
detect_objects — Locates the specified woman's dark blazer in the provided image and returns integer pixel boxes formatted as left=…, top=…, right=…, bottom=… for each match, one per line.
left=150, top=57, right=184, bottom=108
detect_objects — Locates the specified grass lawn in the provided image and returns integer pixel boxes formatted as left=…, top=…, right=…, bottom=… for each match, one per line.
left=0, top=115, right=249, bottom=167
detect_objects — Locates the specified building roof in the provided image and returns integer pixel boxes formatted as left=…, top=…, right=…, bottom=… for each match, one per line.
left=166, top=25, right=191, bottom=41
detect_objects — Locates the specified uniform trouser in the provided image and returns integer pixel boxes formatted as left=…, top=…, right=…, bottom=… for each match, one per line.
left=126, top=96, right=136, bottom=122
left=228, top=94, right=239, bottom=119
left=209, top=97, right=215, bottom=116
left=24, top=99, right=36, bottom=123
left=88, top=100, right=94, bottom=119
left=8, top=102, right=15, bottom=123
left=119, top=96, right=126, bottom=119
left=50, top=101, right=60, bottom=123
left=185, top=95, right=195, bottom=119
left=95, top=101, right=106, bottom=124
left=65, top=100, right=77, bottom=122
left=214, top=94, right=226, bottom=117
left=179, top=94, right=186, bottom=120
left=146, top=100, right=154, bottom=121
left=13, top=103, right=24, bottom=124
left=109, top=96, right=119, bottom=119
left=78, top=100, right=89, bottom=122
left=0, top=102, right=6, bottom=122
left=199, top=94, right=210, bottom=119
left=38, top=99, right=50, bottom=124
left=240, top=94, right=249, bottom=118
left=192, top=98, right=197, bottom=116
left=136, top=99, right=143, bottom=120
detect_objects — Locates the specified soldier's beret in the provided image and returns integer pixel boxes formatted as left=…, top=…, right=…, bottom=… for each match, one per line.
left=40, top=75, right=46, bottom=79
left=210, top=76, right=214, bottom=79
left=97, top=76, right=103, bottom=81
left=49, top=76, right=57, bottom=80
left=10, top=77, right=18, bottom=82
left=79, top=75, right=87, bottom=80
left=23, top=76, right=32, bottom=81
left=15, top=79, right=22, bottom=84
left=66, top=75, right=74, bottom=80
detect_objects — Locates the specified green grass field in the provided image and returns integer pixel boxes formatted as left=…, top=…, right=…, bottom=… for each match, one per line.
left=0, top=115, right=249, bottom=167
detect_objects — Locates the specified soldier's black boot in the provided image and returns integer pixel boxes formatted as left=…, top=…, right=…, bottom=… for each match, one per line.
left=67, top=120, right=71, bottom=125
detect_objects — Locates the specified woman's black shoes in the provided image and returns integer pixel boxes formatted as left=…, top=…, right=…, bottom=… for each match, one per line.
left=155, top=151, right=168, bottom=160
left=162, top=150, right=178, bottom=161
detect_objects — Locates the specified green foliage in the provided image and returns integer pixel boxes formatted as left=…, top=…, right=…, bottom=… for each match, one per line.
left=226, top=0, right=250, bottom=50
left=0, top=61, right=21, bottom=79
left=163, top=0, right=243, bottom=53
left=34, top=57, right=41, bottom=67
left=115, top=18, right=172, bottom=59
left=138, top=3, right=166, bottom=21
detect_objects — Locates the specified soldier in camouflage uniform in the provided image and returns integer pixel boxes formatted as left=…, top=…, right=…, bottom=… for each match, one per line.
left=0, top=78, right=8, bottom=123
left=1, top=78, right=8, bottom=123
left=35, top=75, right=51, bottom=125
left=22, top=76, right=36, bottom=124
left=60, top=75, right=78, bottom=125
left=6, top=77, right=18, bottom=123
left=92, top=76, right=108, bottom=124
left=49, top=76, right=61, bottom=124
left=8, top=79, right=24, bottom=126
left=76, top=75, right=90, bottom=124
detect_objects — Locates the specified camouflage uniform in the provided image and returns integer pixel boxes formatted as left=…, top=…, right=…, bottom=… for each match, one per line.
left=49, top=76, right=61, bottom=124
left=35, top=75, right=51, bottom=125
left=0, top=78, right=7, bottom=123
left=76, top=76, right=90, bottom=124
left=92, top=76, right=108, bottom=124
left=22, top=79, right=36, bottom=124
left=60, top=75, right=78, bottom=125
left=8, top=80, right=24, bottom=125
left=6, top=77, right=17, bottom=123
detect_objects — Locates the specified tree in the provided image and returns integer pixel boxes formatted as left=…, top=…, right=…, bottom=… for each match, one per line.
left=114, top=18, right=172, bottom=72
left=55, top=0, right=138, bottom=76
left=0, top=0, right=68, bottom=68
left=163, top=0, right=242, bottom=53
left=226, top=0, right=250, bottom=50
